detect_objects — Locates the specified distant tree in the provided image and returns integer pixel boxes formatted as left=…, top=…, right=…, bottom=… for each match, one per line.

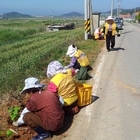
left=136, top=12, right=140, bottom=22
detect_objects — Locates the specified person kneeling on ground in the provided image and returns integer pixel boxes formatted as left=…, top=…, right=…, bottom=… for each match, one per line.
left=46, top=60, right=79, bottom=115
left=65, top=44, right=92, bottom=80
left=12, top=77, right=64, bottom=140
left=94, top=27, right=104, bottom=40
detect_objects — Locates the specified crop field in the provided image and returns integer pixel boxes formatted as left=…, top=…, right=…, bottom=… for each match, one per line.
left=0, top=17, right=104, bottom=95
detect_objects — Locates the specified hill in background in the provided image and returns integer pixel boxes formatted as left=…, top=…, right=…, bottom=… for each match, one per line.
left=58, top=12, right=84, bottom=18
left=2, top=11, right=33, bottom=18
left=1, top=7, right=140, bottom=19
left=105, top=7, right=140, bottom=15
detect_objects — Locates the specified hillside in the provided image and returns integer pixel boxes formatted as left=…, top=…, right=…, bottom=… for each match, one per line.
left=1, top=7, right=140, bottom=19
left=58, top=12, right=84, bottom=18
left=106, top=7, right=140, bottom=15
left=2, top=11, right=33, bottom=18
left=1, top=11, right=84, bottom=19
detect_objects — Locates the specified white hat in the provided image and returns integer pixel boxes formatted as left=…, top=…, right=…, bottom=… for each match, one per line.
left=21, top=77, right=45, bottom=94
left=66, top=45, right=77, bottom=57
left=106, top=16, right=113, bottom=21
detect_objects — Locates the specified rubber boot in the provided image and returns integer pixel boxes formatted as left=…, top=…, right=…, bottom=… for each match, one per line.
left=32, top=126, right=51, bottom=140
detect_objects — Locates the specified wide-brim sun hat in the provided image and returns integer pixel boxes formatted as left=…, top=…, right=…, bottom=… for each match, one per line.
left=20, top=77, right=46, bottom=94
left=66, top=45, right=77, bottom=57
left=106, top=16, right=114, bottom=21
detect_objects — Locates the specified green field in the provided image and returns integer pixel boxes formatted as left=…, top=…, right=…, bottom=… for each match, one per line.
left=0, top=18, right=103, bottom=95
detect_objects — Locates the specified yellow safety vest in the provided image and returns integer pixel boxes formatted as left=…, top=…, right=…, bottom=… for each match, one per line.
left=74, top=50, right=89, bottom=67
left=104, top=22, right=117, bottom=36
left=50, top=69, right=78, bottom=106
left=94, top=33, right=99, bottom=39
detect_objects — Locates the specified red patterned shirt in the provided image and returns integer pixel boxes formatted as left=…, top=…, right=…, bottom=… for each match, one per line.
left=26, top=89, right=64, bottom=131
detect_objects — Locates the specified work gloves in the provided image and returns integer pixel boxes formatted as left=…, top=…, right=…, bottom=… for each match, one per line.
left=75, top=69, right=79, bottom=73
left=59, top=96, right=64, bottom=107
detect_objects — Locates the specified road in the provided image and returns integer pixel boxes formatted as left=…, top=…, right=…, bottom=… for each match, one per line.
left=51, top=22, right=140, bottom=140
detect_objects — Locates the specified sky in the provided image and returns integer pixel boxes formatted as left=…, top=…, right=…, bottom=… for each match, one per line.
left=0, top=0, right=140, bottom=16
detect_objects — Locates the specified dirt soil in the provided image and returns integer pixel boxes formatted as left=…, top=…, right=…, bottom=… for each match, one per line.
left=0, top=93, right=37, bottom=140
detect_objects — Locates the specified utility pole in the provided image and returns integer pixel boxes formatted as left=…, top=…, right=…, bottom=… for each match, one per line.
left=134, top=7, right=136, bottom=20
left=84, top=0, right=91, bottom=40
left=84, top=0, right=88, bottom=40
left=117, top=0, right=121, bottom=17
left=89, top=0, right=94, bottom=35
left=111, top=0, right=114, bottom=17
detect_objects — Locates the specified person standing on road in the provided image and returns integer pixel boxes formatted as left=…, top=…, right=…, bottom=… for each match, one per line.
left=12, top=77, right=64, bottom=140
left=102, top=16, right=119, bottom=52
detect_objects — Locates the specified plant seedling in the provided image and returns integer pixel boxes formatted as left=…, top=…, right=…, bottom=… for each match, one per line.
left=8, top=107, right=21, bottom=121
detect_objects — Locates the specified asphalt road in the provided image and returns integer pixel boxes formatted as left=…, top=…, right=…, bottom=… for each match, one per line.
left=51, top=22, right=140, bottom=140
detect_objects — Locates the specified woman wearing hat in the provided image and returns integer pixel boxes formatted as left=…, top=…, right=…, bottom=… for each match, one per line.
left=46, top=60, right=79, bottom=114
left=12, top=77, right=64, bottom=140
left=65, top=45, right=92, bottom=80
left=102, top=16, right=119, bottom=52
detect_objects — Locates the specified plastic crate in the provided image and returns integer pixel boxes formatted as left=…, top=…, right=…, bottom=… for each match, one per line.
left=75, top=82, right=93, bottom=107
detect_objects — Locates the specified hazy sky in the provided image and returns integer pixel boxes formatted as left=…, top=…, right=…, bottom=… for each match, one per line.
left=0, top=0, right=139, bottom=16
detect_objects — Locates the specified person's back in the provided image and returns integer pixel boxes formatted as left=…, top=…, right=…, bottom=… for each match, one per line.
left=13, top=77, right=65, bottom=140
left=27, top=89, right=64, bottom=131
left=47, top=60, right=79, bottom=114
left=48, top=68, right=78, bottom=106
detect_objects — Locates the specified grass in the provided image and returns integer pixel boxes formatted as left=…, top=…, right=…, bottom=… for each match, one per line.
left=0, top=18, right=104, bottom=95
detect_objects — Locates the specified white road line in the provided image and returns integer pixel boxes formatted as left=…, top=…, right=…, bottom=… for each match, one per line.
left=92, top=53, right=106, bottom=96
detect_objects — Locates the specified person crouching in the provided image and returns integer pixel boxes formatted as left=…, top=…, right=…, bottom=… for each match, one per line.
left=12, top=77, right=64, bottom=140
left=46, top=60, right=79, bottom=115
